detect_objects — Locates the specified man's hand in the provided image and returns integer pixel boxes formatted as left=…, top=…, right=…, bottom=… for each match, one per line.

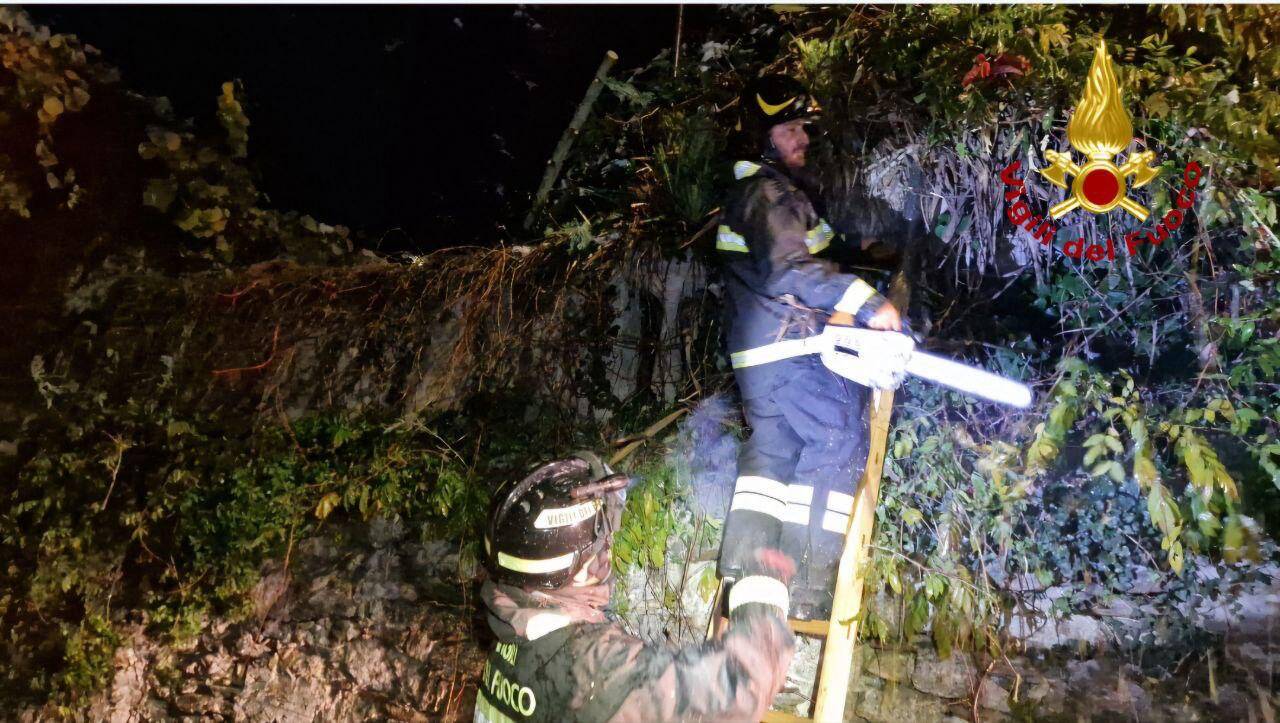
left=753, top=548, right=796, bottom=585
left=866, top=302, right=902, bottom=331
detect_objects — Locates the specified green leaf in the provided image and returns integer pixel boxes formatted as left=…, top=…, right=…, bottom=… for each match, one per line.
left=1257, top=443, right=1280, bottom=489
left=886, top=567, right=903, bottom=596
left=143, top=178, right=177, bottom=213
left=925, top=574, right=946, bottom=600
left=1084, top=433, right=1108, bottom=448
left=315, top=492, right=340, bottom=520
left=1084, top=446, right=1104, bottom=466
left=602, top=78, right=654, bottom=110
left=1147, top=484, right=1178, bottom=535
left=1041, top=108, right=1055, bottom=131
left=1133, top=449, right=1158, bottom=488
left=166, top=420, right=193, bottom=438
left=932, top=612, right=954, bottom=659
left=42, top=95, right=65, bottom=119
left=332, top=426, right=354, bottom=449
left=1167, top=541, right=1184, bottom=574
left=904, top=593, right=930, bottom=638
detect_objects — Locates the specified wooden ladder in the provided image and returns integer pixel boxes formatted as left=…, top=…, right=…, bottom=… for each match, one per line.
left=706, top=386, right=898, bottom=723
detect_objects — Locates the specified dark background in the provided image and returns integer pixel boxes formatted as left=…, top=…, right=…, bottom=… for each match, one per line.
left=2, top=6, right=721, bottom=405
left=26, top=5, right=716, bottom=249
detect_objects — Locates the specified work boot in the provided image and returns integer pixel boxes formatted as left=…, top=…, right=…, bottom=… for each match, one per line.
left=715, top=558, right=744, bottom=583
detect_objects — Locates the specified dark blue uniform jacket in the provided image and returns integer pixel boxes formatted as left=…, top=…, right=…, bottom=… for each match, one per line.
left=716, top=160, right=887, bottom=399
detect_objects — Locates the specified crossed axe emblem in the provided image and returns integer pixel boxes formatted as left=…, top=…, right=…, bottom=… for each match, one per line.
left=1039, top=148, right=1161, bottom=221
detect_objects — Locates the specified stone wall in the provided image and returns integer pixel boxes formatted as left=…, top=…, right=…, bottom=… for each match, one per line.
left=766, top=563, right=1280, bottom=722
left=833, top=634, right=1276, bottom=722
left=770, top=632, right=1279, bottom=722
left=28, top=520, right=487, bottom=723
left=30, top=516, right=1279, bottom=722
left=605, top=483, right=1280, bottom=722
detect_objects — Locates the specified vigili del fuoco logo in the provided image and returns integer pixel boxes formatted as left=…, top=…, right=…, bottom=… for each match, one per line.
left=999, top=40, right=1205, bottom=262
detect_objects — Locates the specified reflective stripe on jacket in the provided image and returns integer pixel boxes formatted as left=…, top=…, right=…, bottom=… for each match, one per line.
left=717, top=160, right=885, bottom=399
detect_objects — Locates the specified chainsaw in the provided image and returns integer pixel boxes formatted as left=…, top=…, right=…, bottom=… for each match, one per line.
left=819, top=326, right=1033, bottom=408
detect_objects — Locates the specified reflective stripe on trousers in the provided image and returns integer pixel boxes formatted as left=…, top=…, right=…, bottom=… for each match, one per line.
left=719, top=364, right=871, bottom=596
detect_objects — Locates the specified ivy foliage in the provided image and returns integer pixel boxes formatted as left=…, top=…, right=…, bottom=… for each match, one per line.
left=136, top=79, right=355, bottom=266
left=0, top=8, right=107, bottom=216
left=9, top=317, right=575, bottom=707
left=2, top=363, right=496, bottom=704
left=0, top=9, right=353, bottom=270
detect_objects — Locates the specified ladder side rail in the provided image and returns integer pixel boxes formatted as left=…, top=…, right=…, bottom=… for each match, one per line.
left=810, top=387, right=895, bottom=722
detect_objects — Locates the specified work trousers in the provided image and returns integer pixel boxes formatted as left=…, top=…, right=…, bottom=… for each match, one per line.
left=718, top=364, right=871, bottom=607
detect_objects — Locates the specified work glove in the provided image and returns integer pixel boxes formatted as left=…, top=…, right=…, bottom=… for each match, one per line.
left=828, top=297, right=902, bottom=332
left=863, top=300, right=902, bottom=331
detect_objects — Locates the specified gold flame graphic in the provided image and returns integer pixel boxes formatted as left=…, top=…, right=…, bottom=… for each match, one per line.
left=1067, top=41, right=1133, bottom=160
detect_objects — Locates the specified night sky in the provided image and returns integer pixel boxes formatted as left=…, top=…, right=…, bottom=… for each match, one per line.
left=26, top=5, right=716, bottom=249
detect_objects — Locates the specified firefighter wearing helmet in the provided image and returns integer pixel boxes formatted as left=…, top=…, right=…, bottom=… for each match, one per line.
left=475, top=453, right=795, bottom=722
left=715, top=75, right=902, bottom=621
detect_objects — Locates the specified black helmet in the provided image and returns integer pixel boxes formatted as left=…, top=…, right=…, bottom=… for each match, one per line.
left=738, top=74, right=822, bottom=143
left=484, top=452, right=630, bottom=590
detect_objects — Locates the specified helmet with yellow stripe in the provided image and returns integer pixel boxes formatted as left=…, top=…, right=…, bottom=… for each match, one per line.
left=484, top=453, right=629, bottom=590
left=738, top=74, right=822, bottom=158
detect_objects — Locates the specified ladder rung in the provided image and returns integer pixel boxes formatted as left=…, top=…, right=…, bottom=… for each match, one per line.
left=787, top=618, right=829, bottom=636
left=762, top=710, right=812, bottom=723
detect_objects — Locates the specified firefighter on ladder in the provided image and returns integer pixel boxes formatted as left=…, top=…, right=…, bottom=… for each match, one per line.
left=716, top=75, right=902, bottom=622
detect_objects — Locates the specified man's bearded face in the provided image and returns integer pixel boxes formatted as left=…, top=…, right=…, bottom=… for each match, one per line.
left=769, top=119, right=810, bottom=170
